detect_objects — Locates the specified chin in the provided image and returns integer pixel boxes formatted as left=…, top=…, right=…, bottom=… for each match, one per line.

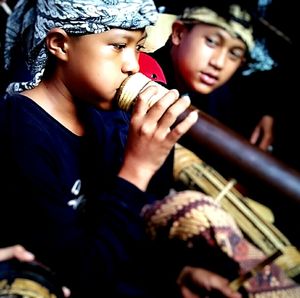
left=195, top=85, right=214, bottom=95
left=97, top=102, right=113, bottom=110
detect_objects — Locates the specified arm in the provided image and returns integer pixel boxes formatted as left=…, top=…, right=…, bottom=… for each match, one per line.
left=0, top=99, right=150, bottom=296
left=0, top=91, right=197, bottom=297
left=1, top=124, right=153, bottom=296
left=119, top=85, right=198, bottom=190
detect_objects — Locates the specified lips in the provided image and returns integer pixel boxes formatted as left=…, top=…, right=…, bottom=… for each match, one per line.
left=199, top=72, right=218, bottom=86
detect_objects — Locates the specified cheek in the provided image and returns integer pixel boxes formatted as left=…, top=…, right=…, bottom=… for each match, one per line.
left=183, top=41, right=208, bottom=70
left=80, top=56, right=116, bottom=89
left=220, top=63, right=240, bottom=83
left=71, top=63, right=116, bottom=102
left=177, top=42, right=199, bottom=69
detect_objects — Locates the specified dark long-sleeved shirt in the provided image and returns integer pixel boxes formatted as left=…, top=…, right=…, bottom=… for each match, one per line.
left=0, top=93, right=174, bottom=298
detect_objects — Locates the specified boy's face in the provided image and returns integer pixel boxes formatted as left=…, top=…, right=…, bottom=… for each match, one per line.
left=171, top=22, right=246, bottom=94
left=60, top=28, right=147, bottom=110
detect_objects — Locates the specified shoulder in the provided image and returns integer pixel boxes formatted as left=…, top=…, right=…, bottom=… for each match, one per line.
left=0, top=93, right=27, bottom=126
left=1, top=93, right=43, bottom=130
left=0, top=92, right=38, bottom=115
left=0, top=93, right=59, bottom=145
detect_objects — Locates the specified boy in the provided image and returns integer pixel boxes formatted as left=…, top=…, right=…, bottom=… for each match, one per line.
left=0, top=0, right=240, bottom=297
left=150, top=0, right=274, bottom=152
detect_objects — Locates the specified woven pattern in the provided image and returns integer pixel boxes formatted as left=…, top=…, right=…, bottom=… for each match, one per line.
left=142, top=190, right=300, bottom=296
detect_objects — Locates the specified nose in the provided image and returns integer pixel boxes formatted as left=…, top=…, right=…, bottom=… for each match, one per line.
left=122, top=50, right=140, bottom=75
left=210, top=49, right=227, bottom=70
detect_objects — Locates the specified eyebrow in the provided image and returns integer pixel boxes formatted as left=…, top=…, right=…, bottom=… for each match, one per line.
left=211, top=29, right=246, bottom=50
left=111, top=29, right=148, bottom=43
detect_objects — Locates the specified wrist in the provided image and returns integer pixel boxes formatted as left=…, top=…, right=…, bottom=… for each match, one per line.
left=118, top=165, right=153, bottom=191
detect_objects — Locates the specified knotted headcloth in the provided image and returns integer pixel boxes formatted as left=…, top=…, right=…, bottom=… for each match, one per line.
left=4, top=0, right=158, bottom=94
left=180, top=4, right=254, bottom=52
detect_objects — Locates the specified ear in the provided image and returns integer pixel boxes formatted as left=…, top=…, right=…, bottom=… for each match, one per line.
left=46, top=28, right=70, bottom=61
left=171, top=20, right=186, bottom=46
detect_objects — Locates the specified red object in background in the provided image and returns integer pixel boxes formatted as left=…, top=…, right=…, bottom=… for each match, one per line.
left=138, top=52, right=167, bottom=84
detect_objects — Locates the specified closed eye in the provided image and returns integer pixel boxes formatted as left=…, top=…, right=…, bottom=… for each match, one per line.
left=229, top=48, right=245, bottom=61
left=206, top=36, right=219, bottom=48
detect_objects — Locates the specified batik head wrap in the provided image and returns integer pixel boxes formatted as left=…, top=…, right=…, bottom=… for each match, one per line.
left=4, top=0, right=158, bottom=94
left=179, top=2, right=254, bottom=52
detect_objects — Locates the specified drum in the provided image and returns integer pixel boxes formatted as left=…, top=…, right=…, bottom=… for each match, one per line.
left=0, top=259, right=64, bottom=298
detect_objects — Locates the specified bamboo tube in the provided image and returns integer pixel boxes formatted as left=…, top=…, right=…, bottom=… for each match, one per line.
left=116, top=72, right=300, bottom=205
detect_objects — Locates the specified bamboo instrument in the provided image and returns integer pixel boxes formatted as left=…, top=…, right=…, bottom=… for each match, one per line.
left=174, top=143, right=300, bottom=278
left=116, top=72, right=300, bottom=205
left=116, top=72, right=300, bottom=277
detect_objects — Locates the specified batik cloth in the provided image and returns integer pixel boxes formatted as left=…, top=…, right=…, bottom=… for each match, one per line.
left=4, top=0, right=158, bottom=93
left=142, top=190, right=300, bottom=297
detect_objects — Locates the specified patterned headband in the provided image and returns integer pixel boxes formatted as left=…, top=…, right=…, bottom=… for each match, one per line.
left=4, top=0, right=158, bottom=94
left=180, top=5, right=254, bottom=51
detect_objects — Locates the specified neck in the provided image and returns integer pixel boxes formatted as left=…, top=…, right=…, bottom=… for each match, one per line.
left=21, top=80, right=85, bottom=136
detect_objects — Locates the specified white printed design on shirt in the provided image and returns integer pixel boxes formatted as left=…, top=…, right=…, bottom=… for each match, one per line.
left=68, top=179, right=85, bottom=210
